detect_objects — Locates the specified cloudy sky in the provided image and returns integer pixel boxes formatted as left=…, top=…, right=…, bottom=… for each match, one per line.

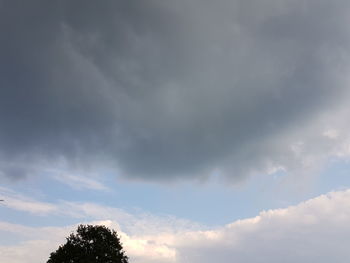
left=1, top=0, right=350, bottom=262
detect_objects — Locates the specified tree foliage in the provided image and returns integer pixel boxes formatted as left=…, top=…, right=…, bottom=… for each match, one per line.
left=47, top=224, right=129, bottom=263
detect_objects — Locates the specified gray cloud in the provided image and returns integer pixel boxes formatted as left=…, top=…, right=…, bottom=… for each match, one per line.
left=1, top=0, right=350, bottom=181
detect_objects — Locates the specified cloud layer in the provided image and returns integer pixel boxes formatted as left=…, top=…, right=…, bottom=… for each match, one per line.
left=2, top=188, right=350, bottom=263
left=1, top=0, right=350, bottom=181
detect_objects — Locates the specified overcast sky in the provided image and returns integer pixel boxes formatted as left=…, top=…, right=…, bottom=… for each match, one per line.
left=1, top=1, right=350, bottom=262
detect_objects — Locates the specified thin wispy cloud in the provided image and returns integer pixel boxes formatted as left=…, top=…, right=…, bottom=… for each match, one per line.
left=0, top=187, right=57, bottom=215
left=52, top=173, right=109, bottom=191
left=1, top=187, right=201, bottom=235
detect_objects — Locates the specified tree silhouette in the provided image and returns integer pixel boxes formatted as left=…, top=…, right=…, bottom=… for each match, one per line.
left=47, top=224, right=128, bottom=263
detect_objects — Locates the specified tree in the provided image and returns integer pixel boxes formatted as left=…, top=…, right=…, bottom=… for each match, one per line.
left=47, top=224, right=129, bottom=263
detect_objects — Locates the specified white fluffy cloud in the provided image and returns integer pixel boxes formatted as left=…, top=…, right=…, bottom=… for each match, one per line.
left=174, top=190, right=350, bottom=263
left=2, top=189, right=350, bottom=263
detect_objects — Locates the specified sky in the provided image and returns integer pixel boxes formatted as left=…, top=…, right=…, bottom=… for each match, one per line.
left=1, top=0, right=350, bottom=262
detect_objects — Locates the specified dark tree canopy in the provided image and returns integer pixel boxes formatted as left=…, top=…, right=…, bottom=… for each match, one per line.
left=47, top=224, right=129, bottom=263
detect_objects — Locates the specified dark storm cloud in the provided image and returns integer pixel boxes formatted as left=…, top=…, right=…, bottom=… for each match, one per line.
left=1, top=0, right=350, bottom=181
